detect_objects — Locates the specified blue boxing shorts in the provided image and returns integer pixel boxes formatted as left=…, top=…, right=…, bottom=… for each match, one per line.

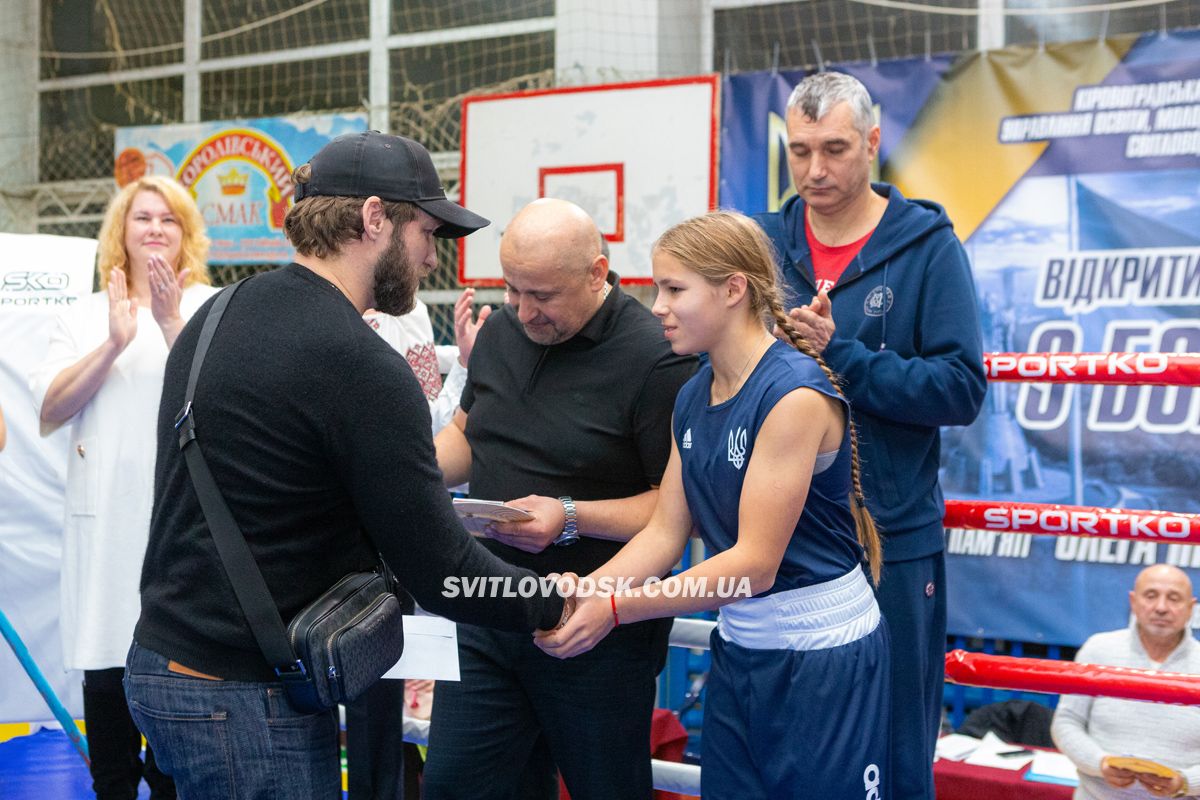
left=700, top=568, right=892, bottom=799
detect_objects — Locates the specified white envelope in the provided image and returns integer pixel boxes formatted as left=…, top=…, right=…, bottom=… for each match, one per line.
left=382, top=615, right=460, bottom=681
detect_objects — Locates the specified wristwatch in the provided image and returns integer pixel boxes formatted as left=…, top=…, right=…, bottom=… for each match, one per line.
left=553, top=496, right=580, bottom=546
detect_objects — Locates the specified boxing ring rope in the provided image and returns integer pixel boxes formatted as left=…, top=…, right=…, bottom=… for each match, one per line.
left=398, top=353, right=1200, bottom=795
left=3, top=349, right=1191, bottom=791
left=0, top=608, right=90, bottom=763
left=944, top=351, right=1200, bottom=707
left=944, top=651, right=1200, bottom=705
left=3, top=349, right=1173, bottom=792
left=943, top=500, right=1200, bottom=544
left=402, top=616, right=1200, bottom=795
left=984, top=352, right=1200, bottom=385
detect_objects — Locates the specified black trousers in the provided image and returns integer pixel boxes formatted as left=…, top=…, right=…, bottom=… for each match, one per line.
left=422, top=618, right=669, bottom=800
left=84, top=667, right=175, bottom=800
left=345, top=679, right=424, bottom=800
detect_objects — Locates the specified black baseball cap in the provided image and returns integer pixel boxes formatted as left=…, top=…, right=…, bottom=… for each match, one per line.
left=294, top=131, right=489, bottom=238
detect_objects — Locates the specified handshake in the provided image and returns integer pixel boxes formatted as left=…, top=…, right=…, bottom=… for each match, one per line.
left=533, top=572, right=619, bottom=660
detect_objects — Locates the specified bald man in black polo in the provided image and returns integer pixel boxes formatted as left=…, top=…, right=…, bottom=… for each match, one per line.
left=428, top=199, right=695, bottom=800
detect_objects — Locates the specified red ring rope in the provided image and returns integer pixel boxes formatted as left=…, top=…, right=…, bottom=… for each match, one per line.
left=945, top=351, right=1200, bottom=707
left=984, top=352, right=1200, bottom=385
left=943, top=499, right=1200, bottom=545
left=945, top=650, right=1200, bottom=705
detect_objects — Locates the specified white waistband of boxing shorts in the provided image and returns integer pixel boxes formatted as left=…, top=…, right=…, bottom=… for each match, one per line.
left=717, top=567, right=880, bottom=651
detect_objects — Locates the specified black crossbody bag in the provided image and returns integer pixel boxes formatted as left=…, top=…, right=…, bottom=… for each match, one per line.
left=174, top=279, right=404, bottom=713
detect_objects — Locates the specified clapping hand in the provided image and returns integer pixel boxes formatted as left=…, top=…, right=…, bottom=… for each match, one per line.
left=107, top=267, right=138, bottom=351
left=148, top=254, right=187, bottom=329
left=785, top=289, right=835, bottom=352
left=454, top=287, right=492, bottom=368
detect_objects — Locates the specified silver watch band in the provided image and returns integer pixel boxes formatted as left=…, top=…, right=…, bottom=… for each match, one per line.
left=554, top=496, right=579, bottom=546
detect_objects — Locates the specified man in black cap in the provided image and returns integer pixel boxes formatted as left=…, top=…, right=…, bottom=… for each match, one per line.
left=125, top=132, right=570, bottom=800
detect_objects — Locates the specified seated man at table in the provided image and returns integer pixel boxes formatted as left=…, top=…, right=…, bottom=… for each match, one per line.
left=1051, top=564, right=1200, bottom=799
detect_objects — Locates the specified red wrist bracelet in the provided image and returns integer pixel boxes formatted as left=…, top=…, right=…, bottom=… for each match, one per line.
left=610, top=593, right=620, bottom=627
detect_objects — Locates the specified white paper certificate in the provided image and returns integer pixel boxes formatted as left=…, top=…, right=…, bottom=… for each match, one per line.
left=382, top=615, right=460, bottom=681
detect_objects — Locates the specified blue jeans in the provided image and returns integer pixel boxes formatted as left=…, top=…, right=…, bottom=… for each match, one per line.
left=124, top=641, right=341, bottom=800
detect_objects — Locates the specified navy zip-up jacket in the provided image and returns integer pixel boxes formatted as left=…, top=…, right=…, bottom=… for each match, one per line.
left=755, top=183, right=987, bottom=560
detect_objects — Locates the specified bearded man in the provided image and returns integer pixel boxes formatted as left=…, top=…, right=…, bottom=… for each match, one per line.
left=126, top=132, right=570, bottom=799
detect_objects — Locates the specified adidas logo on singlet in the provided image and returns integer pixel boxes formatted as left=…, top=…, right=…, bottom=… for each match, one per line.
left=682, top=429, right=692, bottom=449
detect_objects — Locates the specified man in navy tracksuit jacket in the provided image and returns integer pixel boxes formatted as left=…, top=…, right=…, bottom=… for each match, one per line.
left=755, top=72, right=986, bottom=799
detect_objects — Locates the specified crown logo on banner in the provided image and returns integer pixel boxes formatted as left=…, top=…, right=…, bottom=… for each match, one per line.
left=178, top=130, right=296, bottom=229
left=217, top=166, right=249, bottom=195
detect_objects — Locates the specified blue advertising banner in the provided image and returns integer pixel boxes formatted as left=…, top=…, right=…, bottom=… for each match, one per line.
left=719, top=58, right=952, bottom=216
left=114, top=113, right=367, bottom=264
left=720, top=32, right=1200, bottom=646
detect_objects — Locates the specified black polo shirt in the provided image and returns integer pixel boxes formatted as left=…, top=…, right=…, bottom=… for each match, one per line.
left=461, top=275, right=696, bottom=576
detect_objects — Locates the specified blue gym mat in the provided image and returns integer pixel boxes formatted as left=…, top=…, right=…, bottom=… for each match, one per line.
left=0, top=729, right=150, bottom=800
left=0, top=728, right=356, bottom=798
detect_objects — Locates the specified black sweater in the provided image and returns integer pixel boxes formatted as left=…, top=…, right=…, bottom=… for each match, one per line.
left=135, top=264, right=563, bottom=681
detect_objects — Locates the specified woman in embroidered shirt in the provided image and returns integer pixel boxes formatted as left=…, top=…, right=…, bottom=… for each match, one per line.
left=536, top=210, right=890, bottom=799
left=31, top=175, right=215, bottom=800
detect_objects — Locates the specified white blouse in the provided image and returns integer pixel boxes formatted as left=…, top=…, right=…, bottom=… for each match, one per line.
left=30, top=284, right=217, bottom=670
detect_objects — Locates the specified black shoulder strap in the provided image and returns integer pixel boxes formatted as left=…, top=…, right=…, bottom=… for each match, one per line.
left=174, top=278, right=307, bottom=680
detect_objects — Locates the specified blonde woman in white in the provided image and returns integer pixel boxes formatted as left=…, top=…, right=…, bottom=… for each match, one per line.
left=31, top=175, right=215, bottom=800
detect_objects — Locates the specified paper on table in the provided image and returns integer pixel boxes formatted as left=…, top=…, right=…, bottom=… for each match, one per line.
left=935, top=733, right=982, bottom=762
left=964, top=732, right=1036, bottom=770
left=382, top=615, right=460, bottom=681
left=1025, top=751, right=1081, bottom=787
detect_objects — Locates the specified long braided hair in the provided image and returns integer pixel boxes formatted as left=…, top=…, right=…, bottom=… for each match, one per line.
left=653, top=211, right=883, bottom=584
